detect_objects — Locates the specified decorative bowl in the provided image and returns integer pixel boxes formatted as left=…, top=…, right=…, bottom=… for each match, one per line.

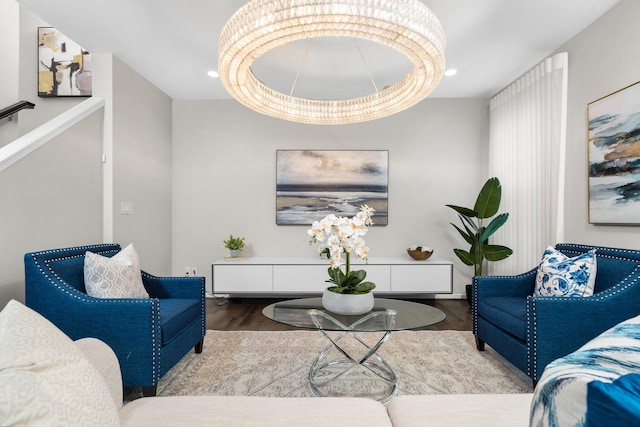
left=407, top=248, right=433, bottom=260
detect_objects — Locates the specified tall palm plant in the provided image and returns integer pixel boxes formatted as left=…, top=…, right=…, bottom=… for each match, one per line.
left=446, top=177, right=513, bottom=276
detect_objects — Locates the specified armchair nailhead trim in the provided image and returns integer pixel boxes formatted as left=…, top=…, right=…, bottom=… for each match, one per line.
left=471, top=278, right=477, bottom=335
left=201, top=278, right=206, bottom=336
left=527, top=297, right=537, bottom=378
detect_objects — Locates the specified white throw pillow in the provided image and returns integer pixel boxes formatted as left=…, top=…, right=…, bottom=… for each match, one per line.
left=0, top=300, right=120, bottom=427
left=84, top=243, right=149, bottom=299
left=535, top=246, right=597, bottom=297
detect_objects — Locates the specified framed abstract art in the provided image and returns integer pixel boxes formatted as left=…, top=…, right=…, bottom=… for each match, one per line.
left=276, top=150, right=389, bottom=225
left=588, top=80, right=640, bottom=225
left=38, top=27, right=91, bottom=97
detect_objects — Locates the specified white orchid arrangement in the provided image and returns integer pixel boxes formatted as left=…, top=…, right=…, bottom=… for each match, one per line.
left=307, top=205, right=376, bottom=294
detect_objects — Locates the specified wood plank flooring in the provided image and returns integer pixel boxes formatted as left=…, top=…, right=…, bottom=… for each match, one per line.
left=206, top=297, right=472, bottom=331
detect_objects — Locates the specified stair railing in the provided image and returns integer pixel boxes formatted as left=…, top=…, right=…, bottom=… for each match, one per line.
left=0, top=100, right=35, bottom=121
left=0, top=97, right=104, bottom=173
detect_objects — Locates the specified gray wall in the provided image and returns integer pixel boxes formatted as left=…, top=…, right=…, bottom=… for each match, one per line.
left=0, top=4, right=103, bottom=308
left=558, top=0, right=640, bottom=248
left=0, top=111, right=104, bottom=306
left=0, top=0, right=19, bottom=146
left=112, top=56, right=172, bottom=275
left=0, top=3, right=173, bottom=307
left=172, top=99, right=490, bottom=296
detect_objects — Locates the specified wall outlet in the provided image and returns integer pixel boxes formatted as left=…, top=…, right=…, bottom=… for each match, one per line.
left=191, top=267, right=197, bottom=276
left=185, top=266, right=191, bottom=276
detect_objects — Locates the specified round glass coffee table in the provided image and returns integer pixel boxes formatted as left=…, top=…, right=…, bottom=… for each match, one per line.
left=263, top=297, right=446, bottom=402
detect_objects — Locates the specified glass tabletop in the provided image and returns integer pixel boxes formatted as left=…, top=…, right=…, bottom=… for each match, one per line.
left=262, top=297, right=446, bottom=332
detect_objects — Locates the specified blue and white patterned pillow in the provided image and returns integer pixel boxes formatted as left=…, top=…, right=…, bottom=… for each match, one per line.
left=534, top=246, right=597, bottom=297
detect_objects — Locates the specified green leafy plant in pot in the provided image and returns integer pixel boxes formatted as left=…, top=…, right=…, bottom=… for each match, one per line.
left=446, top=177, right=513, bottom=304
left=223, top=234, right=245, bottom=257
left=321, top=249, right=376, bottom=294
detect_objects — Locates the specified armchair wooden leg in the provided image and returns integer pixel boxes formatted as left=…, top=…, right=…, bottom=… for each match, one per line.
left=194, top=338, right=204, bottom=354
left=142, top=384, right=157, bottom=397
left=475, top=336, right=485, bottom=351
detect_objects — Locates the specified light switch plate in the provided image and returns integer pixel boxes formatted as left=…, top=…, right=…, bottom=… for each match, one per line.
left=120, top=202, right=134, bottom=215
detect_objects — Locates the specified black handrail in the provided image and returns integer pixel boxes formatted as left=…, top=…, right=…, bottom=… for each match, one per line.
left=0, top=100, right=35, bottom=121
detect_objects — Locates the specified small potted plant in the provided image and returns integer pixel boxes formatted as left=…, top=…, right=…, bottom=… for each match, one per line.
left=223, top=234, right=245, bottom=258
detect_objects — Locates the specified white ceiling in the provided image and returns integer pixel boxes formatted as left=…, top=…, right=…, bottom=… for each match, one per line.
left=17, top=0, right=620, bottom=100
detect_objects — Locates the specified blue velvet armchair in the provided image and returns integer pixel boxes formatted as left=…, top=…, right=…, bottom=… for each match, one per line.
left=473, top=243, right=640, bottom=383
left=24, top=244, right=206, bottom=396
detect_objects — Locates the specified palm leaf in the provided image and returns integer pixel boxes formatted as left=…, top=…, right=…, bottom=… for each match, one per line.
left=446, top=204, right=477, bottom=218
left=453, top=249, right=476, bottom=266
left=474, top=177, right=502, bottom=219
left=458, top=214, right=479, bottom=233
left=479, top=213, right=509, bottom=243
left=483, top=245, right=513, bottom=261
left=451, top=223, right=475, bottom=245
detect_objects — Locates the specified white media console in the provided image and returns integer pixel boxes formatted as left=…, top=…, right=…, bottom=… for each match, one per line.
left=211, top=256, right=453, bottom=297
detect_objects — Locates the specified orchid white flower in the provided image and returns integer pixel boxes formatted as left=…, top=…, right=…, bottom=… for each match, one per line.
left=307, top=205, right=375, bottom=269
left=308, top=205, right=377, bottom=294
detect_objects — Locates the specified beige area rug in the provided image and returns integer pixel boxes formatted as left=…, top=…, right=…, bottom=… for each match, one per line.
left=157, top=330, right=532, bottom=398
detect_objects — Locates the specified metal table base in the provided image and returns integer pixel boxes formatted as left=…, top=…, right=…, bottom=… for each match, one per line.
left=308, top=309, right=398, bottom=403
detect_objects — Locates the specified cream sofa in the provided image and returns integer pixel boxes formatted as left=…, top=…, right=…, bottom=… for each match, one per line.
left=0, top=300, right=532, bottom=426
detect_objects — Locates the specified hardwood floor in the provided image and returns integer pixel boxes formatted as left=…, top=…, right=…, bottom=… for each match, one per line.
left=206, top=296, right=472, bottom=331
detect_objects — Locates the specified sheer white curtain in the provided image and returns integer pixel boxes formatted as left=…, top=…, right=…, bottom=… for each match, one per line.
left=488, top=52, right=568, bottom=275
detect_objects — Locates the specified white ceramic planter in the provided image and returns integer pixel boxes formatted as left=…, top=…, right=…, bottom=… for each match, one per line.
left=322, top=289, right=374, bottom=315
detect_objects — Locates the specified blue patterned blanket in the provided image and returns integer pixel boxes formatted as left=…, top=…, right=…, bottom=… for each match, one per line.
left=531, top=314, right=640, bottom=426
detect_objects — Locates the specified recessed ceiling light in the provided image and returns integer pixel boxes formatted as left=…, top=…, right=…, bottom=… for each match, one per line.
left=444, top=69, right=457, bottom=77
left=207, top=70, right=219, bottom=78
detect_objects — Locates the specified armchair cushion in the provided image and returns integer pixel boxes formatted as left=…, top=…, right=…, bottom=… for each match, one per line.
left=84, top=243, right=149, bottom=299
left=0, top=300, right=119, bottom=427
left=534, top=246, right=597, bottom=297
left=160, top=299, right=203, bottom=345
left=478, top=297, right=527, bottom=340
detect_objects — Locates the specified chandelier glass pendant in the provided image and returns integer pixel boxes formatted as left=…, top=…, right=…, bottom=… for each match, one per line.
left=219, top=0, right=446, bottom=125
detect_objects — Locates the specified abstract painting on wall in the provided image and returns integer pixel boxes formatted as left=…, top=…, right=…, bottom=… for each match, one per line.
left=588, top=80, right=640, bottom=225
left=38, top=27, right=91, bottom=97
left=276, top=150, right=389, bottom=225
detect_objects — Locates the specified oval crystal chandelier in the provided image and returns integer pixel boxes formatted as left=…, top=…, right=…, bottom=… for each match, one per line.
left=219, top=0, right=446, bottom=125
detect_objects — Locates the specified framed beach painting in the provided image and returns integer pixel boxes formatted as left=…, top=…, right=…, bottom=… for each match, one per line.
left=588, top=80, right=640, bottom=225
left=276, top=150, right=389, bottom=225
left=38, top=27, right=92, bottom=97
